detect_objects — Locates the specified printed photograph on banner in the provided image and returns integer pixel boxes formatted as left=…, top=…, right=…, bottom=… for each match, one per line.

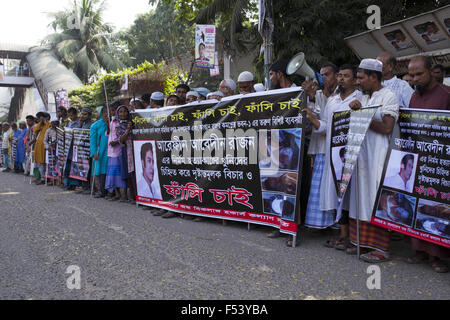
left=414, top=21, right=446, bottom=44
left=260, top=171, right=297, bottom=195
left=70, top=162, right=89, bottom=179
left=258, top=128, right=301, bottom=171
left=281, top=196, right=296, bottom=222
left=262, top=192, right=296, bottom=219
left=383, top=149, right=418, bottom=194
left=384, top=29, right=415, bottom=51
left=375, top=188, right=416, bottom=227
left=195, top=24, right=215, bottom=69
left=263, top=193, right=282, bottom=216
left=134, top=140, right=162, bottom=200
left=331, top=146, right=347, bottom=183
left=445, top=17, right=450, bottom=34
left=415, top=199, right=450, bottom=239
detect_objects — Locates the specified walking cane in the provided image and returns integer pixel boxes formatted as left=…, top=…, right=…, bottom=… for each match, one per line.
left=355, top=161, right=361, bottom=260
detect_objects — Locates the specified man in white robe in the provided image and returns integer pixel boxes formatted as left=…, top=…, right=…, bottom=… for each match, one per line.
left=347, top=58, right=399, bottom=262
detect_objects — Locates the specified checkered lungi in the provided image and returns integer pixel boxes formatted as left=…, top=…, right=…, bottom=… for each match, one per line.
left=304, top=154, right=336, bottom=229
left=349, top=219, right=391, bottom=253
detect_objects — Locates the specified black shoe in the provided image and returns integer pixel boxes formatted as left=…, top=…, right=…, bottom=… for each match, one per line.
left=162, top=211, right=177, bottom=218
left=152, top=209, right=166, bottom=216
left=268, top=229, right=281, bottom=238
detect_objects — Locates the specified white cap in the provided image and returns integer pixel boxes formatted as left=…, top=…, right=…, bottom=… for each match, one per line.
left=253, top=83, right=265, bottom=92
left=237, top=71, right=254, bottom=82
left=207, top=91, right=225, bottom=98
left=359, top=58, right=383, bottom=72
left=186, top=91, right=199, bottom=98
left=151, top=91, right=164, bottom=101
left=223, top=78, right=236, bottom=91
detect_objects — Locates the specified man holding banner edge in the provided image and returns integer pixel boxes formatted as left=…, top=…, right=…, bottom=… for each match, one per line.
left=347, top=58, right=399, bottom=263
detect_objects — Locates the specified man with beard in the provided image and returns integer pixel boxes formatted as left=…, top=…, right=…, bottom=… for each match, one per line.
left=269, top=60, right=296, bottom=89
left=406, top=55, right=450, bottom=273
left=303, top=64, right=362, bottom=249
left=291, top=63, right=339, bottom=241
left=218, top=79, right=236, bottom=97
left=176, top=84, right=190, bottom=105
left=377, top=52, right=414, bottom=108
left=237, top=71, right=256, bottom=94
left=408, top=56, right=449, bottom=109
left=347, top=58, right=399, bottom=263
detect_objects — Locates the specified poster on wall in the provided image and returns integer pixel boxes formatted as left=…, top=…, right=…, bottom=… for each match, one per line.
left=195, top=24, right=216, bottom=69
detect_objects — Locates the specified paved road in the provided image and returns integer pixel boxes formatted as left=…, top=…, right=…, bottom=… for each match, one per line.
left=0, top=171, right=448, bottom=300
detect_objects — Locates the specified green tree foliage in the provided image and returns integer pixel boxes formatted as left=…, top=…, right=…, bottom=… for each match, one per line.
left=69, top=60, right=185, bottom=108
left=271, top=0, right=445, bottom=69
left=128, top=2, right=196, bottom=65
left=160, top=0, right=445, bottom=74
left=43, top=0, right=128, bottom=83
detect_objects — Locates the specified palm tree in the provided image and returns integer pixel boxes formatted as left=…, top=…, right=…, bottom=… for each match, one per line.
left=43, top=0, right=125, bottom=83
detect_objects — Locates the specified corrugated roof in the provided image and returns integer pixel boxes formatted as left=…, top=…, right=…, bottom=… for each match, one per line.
left=26, top=47, right=83, bottom=92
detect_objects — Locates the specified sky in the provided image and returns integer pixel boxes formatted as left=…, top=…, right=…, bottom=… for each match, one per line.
left=1, top=0, right=154, bottom=46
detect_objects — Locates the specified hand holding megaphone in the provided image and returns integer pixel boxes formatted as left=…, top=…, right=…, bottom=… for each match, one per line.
left=301, top=79, right=318, bottom=101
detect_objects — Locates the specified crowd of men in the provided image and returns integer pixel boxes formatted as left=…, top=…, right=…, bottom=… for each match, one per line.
left=1, top=52, right=449, bottom=273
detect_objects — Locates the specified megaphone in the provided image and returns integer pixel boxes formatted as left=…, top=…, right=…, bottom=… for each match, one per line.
left=286, top=52, right=323, bottom=87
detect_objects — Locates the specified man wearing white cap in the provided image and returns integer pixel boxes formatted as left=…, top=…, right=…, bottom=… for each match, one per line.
left=206, top=91, right=224, bottom=100
left=148, top=92, right=165, bottom=109
left=186, top=91, right=199, bottom=103
left=218, top=79, right=236, bottom=97
left=237, top=71, right=255, bottom=94
left=347, top=58, right=399, bottom=263
left=253, top=83, right=265, bottom=92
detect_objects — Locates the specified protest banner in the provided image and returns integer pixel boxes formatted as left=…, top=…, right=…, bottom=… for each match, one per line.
left=132, top=87, right=305, bottom=235
left=55, top=127, right=65, bottom=176
left=11, top=137, right=17, bottom=168
left=330, top=106, right=378, bottom=221
left=195, top=24, right=215, bottom=69
left=371, top=108, right=450, bottom=248
left=56, top=89, right=69, bottom=110
left=210, top=52, right=220, bottom=77
left=69, top=128, right=90, bottom=181
left=63, top=127, right=74, bottom=176
left=45, top=148, right=58, bottom=180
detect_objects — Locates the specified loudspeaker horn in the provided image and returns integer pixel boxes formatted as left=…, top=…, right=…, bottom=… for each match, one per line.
left=286, top=52, right=316, bottom=81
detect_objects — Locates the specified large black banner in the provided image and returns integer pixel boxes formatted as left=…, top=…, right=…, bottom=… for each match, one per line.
left=55, top=127, right=65, bottom=176
left=131, top=87, right=305, bottom=235
left=330, top=106, right=378, bottom=220
left=371, top=108, right=450, bottom=248
left=69, top=128, right=90, bottom=181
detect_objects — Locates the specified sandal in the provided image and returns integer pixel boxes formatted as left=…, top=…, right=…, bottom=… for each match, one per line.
left=406, top=252, right=428, bottom=264
left=324, top=238, right=338, bottom=248
left=360, top=250, right=391, bottom=263
left=334, top=238, right=350, bottom=251
left=268, top=230, right=281, bottom=238
left=431, top=260, right=449, bottom=273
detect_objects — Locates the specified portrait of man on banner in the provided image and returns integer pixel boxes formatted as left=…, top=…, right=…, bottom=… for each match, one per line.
left=135, top=141, right=162, bottom=200
left=195, top=24, right=215, bottom=69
